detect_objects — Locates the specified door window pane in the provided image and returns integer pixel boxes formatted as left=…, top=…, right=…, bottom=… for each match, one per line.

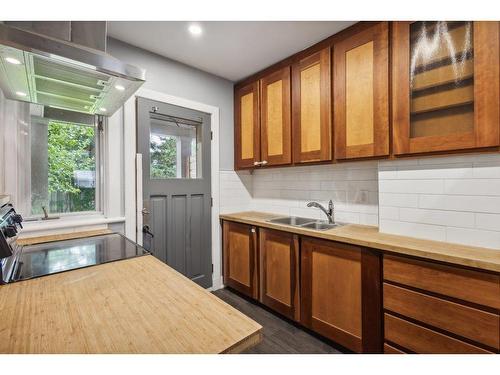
left=409, top=21, right=474, bottom=138
left=150, top=115, right=202, bottom=179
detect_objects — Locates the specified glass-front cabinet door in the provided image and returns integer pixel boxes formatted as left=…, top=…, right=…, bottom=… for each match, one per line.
left=392, top=21, right=500, bottom=154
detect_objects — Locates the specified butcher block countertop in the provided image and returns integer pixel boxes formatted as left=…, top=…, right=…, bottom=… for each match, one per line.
left=220, top=211, right=500, bottom=273
left=0, top=254, right=262, bottom=353
left=16, top=228, right=113, bottom=245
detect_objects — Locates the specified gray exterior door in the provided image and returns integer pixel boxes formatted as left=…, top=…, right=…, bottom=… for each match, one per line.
left=137, top=97, right=212, bottom=288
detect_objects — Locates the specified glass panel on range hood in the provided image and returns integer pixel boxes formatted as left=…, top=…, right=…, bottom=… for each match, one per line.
left=0, top=24, right=145, bottom=116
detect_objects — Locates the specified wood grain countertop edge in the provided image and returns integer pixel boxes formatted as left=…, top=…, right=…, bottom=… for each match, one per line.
left=0, top=255, right=262, bottom=354
left=220, top=211, right=500, bottom=273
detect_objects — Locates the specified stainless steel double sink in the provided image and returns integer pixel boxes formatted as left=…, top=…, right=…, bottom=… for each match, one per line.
left=267, top=216, right=344, bottom=231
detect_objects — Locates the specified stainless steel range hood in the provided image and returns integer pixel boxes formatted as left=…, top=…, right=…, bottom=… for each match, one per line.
left=0, top=22, right=145, bottom=116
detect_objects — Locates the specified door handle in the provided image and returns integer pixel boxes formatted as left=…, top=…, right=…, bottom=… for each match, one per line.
left=143, top=225, right=154, bottom=238
left=142, top=208, right=150, bottom=215
left=261, top=160, right=268, bottom=166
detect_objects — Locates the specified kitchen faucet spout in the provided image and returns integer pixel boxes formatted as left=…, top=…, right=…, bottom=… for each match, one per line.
left=306, top=200, right=334, bottom=224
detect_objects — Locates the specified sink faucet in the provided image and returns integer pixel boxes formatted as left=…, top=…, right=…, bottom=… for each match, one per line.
left=307, top=200, right=334, bottom=224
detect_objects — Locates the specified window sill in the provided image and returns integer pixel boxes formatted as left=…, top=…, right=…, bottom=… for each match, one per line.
left=21, top=215, right=126, bottom=234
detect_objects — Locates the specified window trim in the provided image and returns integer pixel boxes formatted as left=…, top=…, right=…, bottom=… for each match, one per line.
left=23, top=113, right=104, bottom=220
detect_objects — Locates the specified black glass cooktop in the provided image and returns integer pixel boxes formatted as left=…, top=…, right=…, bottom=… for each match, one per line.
left=11, top=233, right=149, bottom=282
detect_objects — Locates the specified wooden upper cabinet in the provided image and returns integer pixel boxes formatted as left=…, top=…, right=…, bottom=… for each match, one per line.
left=292, top=47, right=332, bottom=163
left=234, top=81, right=260, bottom=169
left=222, top=221, right=259, bottom=299
left=334, top=22, right=389, bottom=159
left=260, top=67, right=292, bottom=166
left=259, top=228, right=299, bottom=321
left=392, top=21, right=500, bottom=155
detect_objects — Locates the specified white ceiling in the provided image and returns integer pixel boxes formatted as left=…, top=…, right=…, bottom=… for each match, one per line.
left=107, top=21, right=355, bottom=82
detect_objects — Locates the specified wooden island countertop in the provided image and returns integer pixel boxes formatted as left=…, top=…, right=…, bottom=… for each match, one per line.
left=0, top=254, right=262, bottom=353
left=220, top=211, right=500, bottom=273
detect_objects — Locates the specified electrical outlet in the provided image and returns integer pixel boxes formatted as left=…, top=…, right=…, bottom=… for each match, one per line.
left=358, top=190, right=369, bottom=204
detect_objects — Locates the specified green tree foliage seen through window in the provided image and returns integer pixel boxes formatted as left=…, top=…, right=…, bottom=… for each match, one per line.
left=150, top=135, right=177, bottom=178
left=46, top=121, right=96, bottom=213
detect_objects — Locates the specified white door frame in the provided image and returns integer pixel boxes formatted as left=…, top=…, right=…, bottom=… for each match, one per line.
left=123, top=88, right=222, bottom=290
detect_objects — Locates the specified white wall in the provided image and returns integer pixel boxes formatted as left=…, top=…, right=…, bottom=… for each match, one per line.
left=107, top=38, right=235, bottom=171
left=0, top=91, right=31, bottom=209
left=378, top=153, right=500, bottom=249
left=219, top=170, right=252, bottom=214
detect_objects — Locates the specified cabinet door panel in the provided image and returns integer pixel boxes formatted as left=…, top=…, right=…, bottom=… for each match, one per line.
left=235, top=81, right=260, bottom=169
left=292, top=48, right=332, bottom=163
left=301, top=238, right=363, bottom=352
left=223, top=221, right=258, bottom=298
left=260, top=67, right=292, bottom=166
left=392, top=21, right=500, bottom=154
left=259, top=229, right=299, bottom=321
left=334, top=22, right=389, bottom=159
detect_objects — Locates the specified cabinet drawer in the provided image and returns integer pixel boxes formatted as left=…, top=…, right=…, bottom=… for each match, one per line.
left=384, top=343, right=405, bottom=354
left=383, top=255, right=500, bottom=309
left=384, top=314, right=493, bottom=354
left=384, top=283, right=500, bottom=349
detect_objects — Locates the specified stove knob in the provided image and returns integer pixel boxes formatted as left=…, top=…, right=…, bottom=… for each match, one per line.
left=3, top=225, right=17, bottom=238
left=12, top=213, right=23, bottom=228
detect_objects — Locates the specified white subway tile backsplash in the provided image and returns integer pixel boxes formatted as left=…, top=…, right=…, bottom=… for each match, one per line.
left=379, top=153, right=500, bottom=250
left=379, top=193, right=419, bottom=208
left=396, top=164, right=473, bottom=179
left=379, top=206, right=400, bottom=220
left=320, top=180, right=348, bottom=191
left=475, top=213, right=500, bottom=232
left=359, top=213, right=379, bottom=226
left=310, top=190, right=347, bottom=202
left=220, top=163, right=379, bottom=226
left=379, top=179, right=444, bottom=194
left=378, top=167, right=398, bottom=180
left=379, top=219, right=447, bottom=242
left=445, top=227, right=500, bottom=249
left=444, top=179, right=500, bottom=196
left=419, top=194, right=500, bottom=213
left=472, top=163, right=500, bottom=178
left=220, top=152, right=500, bottom=250
left=399, top=207, right=475, bottom=228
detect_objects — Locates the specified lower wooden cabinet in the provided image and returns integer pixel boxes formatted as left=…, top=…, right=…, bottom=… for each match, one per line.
left=383, top=254, right=500, bottom=353
left=222, top=220, right=500, bottom=354
left=259, top=228, right=300, bottom=321
left=300, top=237, right=382, bottom=353
left=222, top=221, right=259, bottom=299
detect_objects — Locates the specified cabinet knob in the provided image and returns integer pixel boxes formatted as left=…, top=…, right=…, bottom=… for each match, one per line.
left=250, top=228, right=256, bottom=233
left=261, top=160, right=268, bottom=165
left=253, top=161, right=261, bottom=166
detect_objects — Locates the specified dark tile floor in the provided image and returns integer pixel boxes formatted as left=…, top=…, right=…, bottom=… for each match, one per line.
left=213, top=288, right=343, bottom=354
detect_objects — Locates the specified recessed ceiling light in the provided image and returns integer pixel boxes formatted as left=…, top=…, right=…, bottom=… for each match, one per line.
left=115, top=84, right=125, bottom=91
left=5, top=57, right=21, bottom=65
left=188, top=24, right=203, bottom=36
left=99, top=107, right=107, bottom=112
left=16, top=91, right=27, bottom=97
